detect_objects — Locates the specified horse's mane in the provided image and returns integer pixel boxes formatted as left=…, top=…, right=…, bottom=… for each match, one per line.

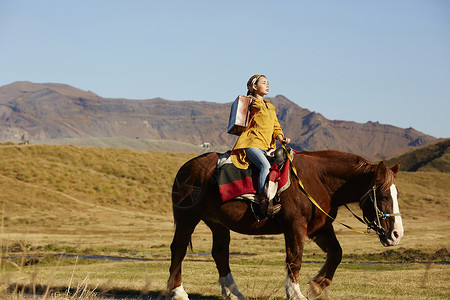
left=297, top=149, right=395, bottom=192
left=376, top=167, right=396, bottom=192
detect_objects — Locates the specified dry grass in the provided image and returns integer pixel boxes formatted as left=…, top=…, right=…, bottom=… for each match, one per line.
left=0, top=144, right=448, bottom=299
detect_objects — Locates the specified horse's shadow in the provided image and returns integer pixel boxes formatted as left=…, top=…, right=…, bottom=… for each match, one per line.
left=5, top=283, right=222, bottom=299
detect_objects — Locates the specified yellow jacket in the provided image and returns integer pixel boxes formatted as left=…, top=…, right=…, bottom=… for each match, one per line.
left=231, top=97, right=284, bottom=169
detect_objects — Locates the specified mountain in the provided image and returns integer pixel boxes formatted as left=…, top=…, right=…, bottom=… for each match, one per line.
left=385, top=139, right=450, bottom=172
left=0, top=81, right=437, bottom=160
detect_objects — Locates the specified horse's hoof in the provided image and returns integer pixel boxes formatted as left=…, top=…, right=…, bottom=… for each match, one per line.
left=172, top=294, right=189, bottom=300
left=171, top=284, right=189, bottom=300
left=219, top=273, right=245, bottom=300
left=307, top=281, right=322, bottom=299
left=307, top=277, right=331, bottom=299
left=285, top=274, right=307, bottom=300
left=306, top=280, right=322, bottom=299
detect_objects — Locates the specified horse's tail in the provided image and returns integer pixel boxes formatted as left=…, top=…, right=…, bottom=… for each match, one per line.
left=188, top=239, right=194, bottom=252
left=171, top=152, right=220, bottom=251
left=171, top=219, right=194, bottom=252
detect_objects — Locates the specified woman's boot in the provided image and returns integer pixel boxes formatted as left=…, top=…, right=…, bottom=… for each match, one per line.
left=257, top=192, right=269, bottom=216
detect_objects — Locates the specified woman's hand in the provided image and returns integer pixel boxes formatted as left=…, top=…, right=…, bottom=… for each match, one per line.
left=277, top=135, right=291, bottom=145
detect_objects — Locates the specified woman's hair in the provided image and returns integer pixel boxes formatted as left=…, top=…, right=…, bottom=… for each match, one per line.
left=246, top=74, right=266, bottom=96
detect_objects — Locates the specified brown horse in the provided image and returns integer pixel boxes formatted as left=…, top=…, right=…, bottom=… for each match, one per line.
left=167, top=149, right=403, bottom=299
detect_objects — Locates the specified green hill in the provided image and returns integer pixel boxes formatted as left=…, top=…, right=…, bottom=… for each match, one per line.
left=1, top=143, right=448, bottom=232
left=385, top=139, right=450, bottom=172
left=0, top=144, right=196, bottom=230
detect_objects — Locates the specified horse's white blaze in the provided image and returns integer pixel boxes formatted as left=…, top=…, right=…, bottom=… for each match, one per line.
left=171, top=284, right=189, bottom=300
left=389, top=184, right=403, bottom=245
left=218, top=273, right=245, bottom=300
left=285, top=274, right=307, bottom=300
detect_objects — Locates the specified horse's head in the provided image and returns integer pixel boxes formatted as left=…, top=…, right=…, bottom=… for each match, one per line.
left=360, top=161, right=404, bottom=247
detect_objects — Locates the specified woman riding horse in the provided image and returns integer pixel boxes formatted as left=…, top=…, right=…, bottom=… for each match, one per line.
left=231, top=74, right=291, bottom=216
left=167, top=148, right=403, bottom=299
left=167, top=76, right=403, bottom=299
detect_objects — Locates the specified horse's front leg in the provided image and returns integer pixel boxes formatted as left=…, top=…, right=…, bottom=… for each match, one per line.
left=308, top=225, right=342, bottom=299
left=284, top=220, right=308, bottom=300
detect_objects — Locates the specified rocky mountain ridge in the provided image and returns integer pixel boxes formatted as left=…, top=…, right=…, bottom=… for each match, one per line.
left=0, top=81, right=436, bottom=160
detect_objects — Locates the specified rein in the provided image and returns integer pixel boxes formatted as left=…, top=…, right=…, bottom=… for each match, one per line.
left=345, top=184, right=401, bottom=236
left=282, top=145, right=367, bottom=235
left=282, top=145, right=400, bottom=236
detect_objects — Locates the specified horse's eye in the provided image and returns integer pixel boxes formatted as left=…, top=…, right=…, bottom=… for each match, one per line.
left=378, top=195, right=389, bottom=202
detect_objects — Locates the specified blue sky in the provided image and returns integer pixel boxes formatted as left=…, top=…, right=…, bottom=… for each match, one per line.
left=1, top=0, right=449, bottom=138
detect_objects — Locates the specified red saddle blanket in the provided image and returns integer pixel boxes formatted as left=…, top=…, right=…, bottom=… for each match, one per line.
left=217, top=152, right=291, bottom=203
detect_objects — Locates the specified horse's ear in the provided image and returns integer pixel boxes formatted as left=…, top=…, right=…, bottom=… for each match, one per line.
left=390, top=161, right=401, bottom=177
left=375, top=161, right=388, bottom=183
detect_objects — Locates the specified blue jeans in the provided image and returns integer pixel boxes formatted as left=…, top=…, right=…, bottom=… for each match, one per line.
left=246, top=147, right=271, bottom=193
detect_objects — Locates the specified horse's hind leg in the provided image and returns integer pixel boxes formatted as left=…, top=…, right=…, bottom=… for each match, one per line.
left=204, top=220, right=245, bottom=300
left=308, top=225, right=342, bottom=299
left=167, top=216, right=201, bottom=300
left=168, top=152, right=218, bottom=299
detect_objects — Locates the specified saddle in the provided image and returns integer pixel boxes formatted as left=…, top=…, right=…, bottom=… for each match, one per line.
left=266, top=146, right=289, bottom=170
left=216, top=146, right=293, bottom=220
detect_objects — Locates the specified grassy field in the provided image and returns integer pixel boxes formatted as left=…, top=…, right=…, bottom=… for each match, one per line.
left=0, top=144, right=448, bottom=299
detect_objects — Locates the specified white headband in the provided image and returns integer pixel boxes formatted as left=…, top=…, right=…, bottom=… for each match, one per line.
left=248, top=75, right=264, bottom=92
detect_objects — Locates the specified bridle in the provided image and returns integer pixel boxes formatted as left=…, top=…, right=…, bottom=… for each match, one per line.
left=282, top=144, right=401, bottom=236
left=346, top=183, right=401, bottom=236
